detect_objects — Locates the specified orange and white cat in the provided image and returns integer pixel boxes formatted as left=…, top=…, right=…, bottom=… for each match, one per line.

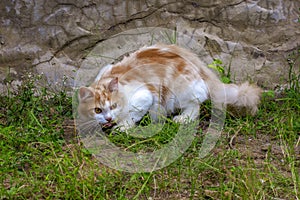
left=78, top=44, right=262, bottom=131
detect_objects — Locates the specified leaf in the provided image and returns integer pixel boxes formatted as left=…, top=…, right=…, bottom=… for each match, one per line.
left=213, top=58, right=223, bottom=65
left=221, top=77, right=231, bottom=84
left=208, top=64, right=218, bottom=70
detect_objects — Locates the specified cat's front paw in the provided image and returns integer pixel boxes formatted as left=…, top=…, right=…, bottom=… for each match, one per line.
left=173, top=115, right=192, bottom=124
left=113, top=122, right=134, bottom=132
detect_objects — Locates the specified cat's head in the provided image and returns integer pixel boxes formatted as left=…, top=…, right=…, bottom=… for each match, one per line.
left=77, top=77, right=124, bottom=128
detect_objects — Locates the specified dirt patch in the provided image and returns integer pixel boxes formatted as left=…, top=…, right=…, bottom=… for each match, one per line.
left=231, top=133, right=299, bottom=163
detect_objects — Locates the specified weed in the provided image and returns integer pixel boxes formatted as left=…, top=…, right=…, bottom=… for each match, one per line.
left=208, top=58, right=232, bottom=83
left=287, top=48, right=300, bottom=93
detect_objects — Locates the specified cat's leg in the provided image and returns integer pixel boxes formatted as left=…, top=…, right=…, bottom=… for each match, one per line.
left=173, top=102, right=200, bottom=123
left=115, top=89, right=153, bottom=131
left=173, top=80, right=207, bottom=123
left=115, top=107, right=151, bottom=132
left=115, top=107, right=150, bottom=131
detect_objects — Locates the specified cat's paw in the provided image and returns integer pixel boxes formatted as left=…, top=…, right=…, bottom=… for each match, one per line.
left=173, top=115, right=192, bottom=124
left=113, top=123, right=134, bottom=132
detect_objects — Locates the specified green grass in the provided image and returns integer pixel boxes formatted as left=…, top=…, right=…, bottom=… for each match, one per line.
left=1, top=66, right=299, bottom=200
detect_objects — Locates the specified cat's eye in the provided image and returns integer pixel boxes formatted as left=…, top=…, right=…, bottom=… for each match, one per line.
left=110, top=103, right=117, bottom=110
left=94, top=107, right=102, bottom=114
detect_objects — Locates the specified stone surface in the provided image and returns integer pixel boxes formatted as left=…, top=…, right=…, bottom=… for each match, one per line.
left=0, top=0, right=299, bottom=93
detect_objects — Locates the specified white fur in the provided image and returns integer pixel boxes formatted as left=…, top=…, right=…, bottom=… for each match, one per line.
left=112, top=84, right=154, bottom=130
left=191, top=80, right=209, bottom=103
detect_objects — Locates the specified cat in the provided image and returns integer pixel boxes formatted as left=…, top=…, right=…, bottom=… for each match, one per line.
left=77, top=44, right=262, bottom=131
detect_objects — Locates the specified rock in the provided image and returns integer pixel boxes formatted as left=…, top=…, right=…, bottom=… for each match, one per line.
left=0, top=0, right=299, bottom=93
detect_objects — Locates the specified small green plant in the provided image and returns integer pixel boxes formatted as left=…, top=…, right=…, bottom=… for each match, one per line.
left=208, top=58, right=231, bottom=83
left=287, top=48, right=300, bottom=93
left=163, top=27, right=177, bottom=44
left=1, top=72, right=72, bottom=126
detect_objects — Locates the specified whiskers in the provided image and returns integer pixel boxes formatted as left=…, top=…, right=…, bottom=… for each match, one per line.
left=76, top=119, right=103, bottom=136
left=76, top=118, right=112, bottom=150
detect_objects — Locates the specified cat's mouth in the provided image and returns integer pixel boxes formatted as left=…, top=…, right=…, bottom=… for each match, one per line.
left=102, top=122, right=116, bottom=128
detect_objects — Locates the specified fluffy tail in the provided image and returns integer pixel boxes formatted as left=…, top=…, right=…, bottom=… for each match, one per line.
left=210, top=82, right=262, bottom=115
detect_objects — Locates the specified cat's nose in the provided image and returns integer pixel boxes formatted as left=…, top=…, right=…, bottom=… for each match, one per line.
left=105, top=117, right=112, bottom=122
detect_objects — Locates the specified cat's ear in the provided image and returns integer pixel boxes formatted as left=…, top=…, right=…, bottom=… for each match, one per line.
left=108, top=77, right=118, bottom=92
left=78, top=87, right=94, bottom=102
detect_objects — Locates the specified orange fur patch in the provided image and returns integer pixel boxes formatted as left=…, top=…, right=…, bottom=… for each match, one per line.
left=111, top=64, right=132, bottom=75
left=136, top=48, right=180, bottom=60
left=146, top=83, right=170, bottom=105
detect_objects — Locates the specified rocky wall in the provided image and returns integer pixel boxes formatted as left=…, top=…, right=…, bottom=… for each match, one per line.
left=0, top=0, right=299, bottom=93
